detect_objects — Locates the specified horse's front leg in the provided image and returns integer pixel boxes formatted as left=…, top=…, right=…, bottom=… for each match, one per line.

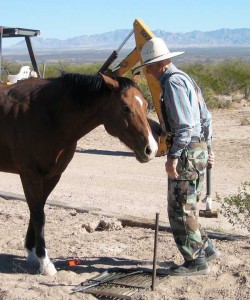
left=20, top=172, right=58, bottom=276
left=25, top=218, right=38, bottom=263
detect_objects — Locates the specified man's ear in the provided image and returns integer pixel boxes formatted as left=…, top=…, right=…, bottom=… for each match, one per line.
left=132, top=72, right=141, bottom=84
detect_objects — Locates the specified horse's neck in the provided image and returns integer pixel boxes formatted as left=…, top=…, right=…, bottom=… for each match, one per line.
left=60, top=94, right=104, bottom=143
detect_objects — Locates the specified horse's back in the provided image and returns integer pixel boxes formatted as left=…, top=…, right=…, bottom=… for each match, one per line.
left=0, top=77, right=77, bottom=175
left=0, top=78, right=52, bottom=123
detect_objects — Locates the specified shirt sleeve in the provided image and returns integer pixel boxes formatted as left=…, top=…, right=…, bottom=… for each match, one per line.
left=163, top=79, right=194, bottom=157
left=196, top=85, right=213, bottom=145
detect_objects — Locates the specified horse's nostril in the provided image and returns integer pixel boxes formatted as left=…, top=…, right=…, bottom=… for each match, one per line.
left=145, top=145, right=152, bottom=157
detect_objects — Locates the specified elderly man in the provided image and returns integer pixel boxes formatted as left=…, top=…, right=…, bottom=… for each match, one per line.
left=138, top=37, right=219, bottom=276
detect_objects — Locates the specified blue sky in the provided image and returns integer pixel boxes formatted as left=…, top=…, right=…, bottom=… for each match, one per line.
left=1, top=0, right=249, bottom=41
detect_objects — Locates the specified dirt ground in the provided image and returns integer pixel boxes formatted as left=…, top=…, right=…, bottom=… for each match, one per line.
left=0, top=107, right=249, bottom=300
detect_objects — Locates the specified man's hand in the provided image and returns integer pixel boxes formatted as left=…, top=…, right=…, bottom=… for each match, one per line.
left=208, top=150, right=215, bottom=168
left=165, top=158, right=179, bottom=179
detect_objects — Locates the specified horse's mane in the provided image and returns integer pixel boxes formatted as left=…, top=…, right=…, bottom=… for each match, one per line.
left=61, top=73, right=107, bottom=95
left=60, top=73, right=139, bottom=96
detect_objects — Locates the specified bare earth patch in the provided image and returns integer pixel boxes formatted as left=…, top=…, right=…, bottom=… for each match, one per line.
left=0, top=108, right=249, bottom=299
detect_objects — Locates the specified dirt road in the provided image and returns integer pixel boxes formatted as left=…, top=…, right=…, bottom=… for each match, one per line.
left=0, top=108, right=249, bottom=299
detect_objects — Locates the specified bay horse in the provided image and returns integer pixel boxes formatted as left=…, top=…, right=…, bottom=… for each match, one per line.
left=0, top=73, right=158, bottom=275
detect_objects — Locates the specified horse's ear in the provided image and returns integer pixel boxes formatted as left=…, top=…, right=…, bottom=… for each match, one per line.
left=99, top=73, right=120, bottom=91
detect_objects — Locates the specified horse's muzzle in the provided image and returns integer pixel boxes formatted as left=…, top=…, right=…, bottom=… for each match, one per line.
left=135, top=140, right=158, bottom=163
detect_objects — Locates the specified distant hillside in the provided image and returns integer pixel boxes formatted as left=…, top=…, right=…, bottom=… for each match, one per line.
left=9, top=28, right=250, bottom=49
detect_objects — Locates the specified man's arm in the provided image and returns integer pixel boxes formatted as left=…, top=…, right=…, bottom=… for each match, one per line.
left=163, top=80, right=194, bottom=158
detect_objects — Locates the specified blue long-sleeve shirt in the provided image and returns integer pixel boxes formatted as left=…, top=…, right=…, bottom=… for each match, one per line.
left=160, top=64, right=212, bottom=157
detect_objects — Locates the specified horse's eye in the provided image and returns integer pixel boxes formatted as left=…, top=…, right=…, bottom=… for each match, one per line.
left=122, top=105, right=131, bottom=113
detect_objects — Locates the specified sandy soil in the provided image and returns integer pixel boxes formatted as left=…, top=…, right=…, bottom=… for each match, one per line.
left=0, top=107, right=249, bottom=300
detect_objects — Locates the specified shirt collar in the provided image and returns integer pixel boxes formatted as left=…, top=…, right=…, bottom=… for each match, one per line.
left=160, top=64, right=178, bottom=86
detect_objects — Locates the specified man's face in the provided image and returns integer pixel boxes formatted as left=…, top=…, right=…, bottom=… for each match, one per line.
left=144, top=63, right=163, bottom=80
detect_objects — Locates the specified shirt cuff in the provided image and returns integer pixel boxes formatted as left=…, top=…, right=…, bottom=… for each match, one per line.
left=167, top=153, right=180, bottom=159
left=168, top=144, right=183, bottom=158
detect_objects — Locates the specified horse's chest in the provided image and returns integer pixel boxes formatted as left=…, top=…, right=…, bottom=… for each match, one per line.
left=46, top=146, right=76, bottom=177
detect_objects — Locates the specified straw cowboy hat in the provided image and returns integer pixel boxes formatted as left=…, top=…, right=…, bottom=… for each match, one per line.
left=134, top=37, right=184, bottom=71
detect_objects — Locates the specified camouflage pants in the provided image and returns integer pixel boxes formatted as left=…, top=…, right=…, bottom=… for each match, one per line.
left=167, top=142, right=208, bottom=260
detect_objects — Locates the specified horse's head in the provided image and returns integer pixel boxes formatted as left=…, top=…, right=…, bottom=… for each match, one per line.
left=100, top=74, right=158, bottom=163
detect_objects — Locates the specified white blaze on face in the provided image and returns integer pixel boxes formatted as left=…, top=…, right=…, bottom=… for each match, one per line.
left=134, top=94, right=158, bottom=159
left=148, top=129, right=158, bottom=158
left=135, top=95, right=143, bottom=107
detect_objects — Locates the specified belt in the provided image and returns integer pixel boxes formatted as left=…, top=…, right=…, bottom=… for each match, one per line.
left=190, top=136, right=205, bottom=143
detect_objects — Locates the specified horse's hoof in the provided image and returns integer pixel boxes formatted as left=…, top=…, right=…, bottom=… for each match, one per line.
left=37, top=248, right=57, bottom=276
left=40, top=262, right=57, bottom=276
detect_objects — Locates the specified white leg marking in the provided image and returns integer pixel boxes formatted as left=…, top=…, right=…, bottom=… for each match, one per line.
left=38, top=249, right=57, bottom=276
left=148, top=130, right=158, bottom=158
left=135, top=96, right=143, bottom=106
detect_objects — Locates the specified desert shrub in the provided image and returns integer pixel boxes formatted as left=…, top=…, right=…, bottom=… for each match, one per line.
left=218, top=182, right=250, bottom=232
left=214, top=60, right=250, bottom=97
left=63, top=63, right=100, bottom=75
left=42, top=64, right=61, bottom=78
left=2, top=60, right=250, bottom=109
left=182, top=63, right=225, bottom=94
left=181, top=60, right=250, bottom=107
left=43, top=62, right=100, bottom=78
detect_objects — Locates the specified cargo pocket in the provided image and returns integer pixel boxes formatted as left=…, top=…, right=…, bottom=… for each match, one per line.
left=187, top=145, right=208, bottom=200
left=174, top=180, right=188, bottom=205
left=177, top=149, right=199, bottom=182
